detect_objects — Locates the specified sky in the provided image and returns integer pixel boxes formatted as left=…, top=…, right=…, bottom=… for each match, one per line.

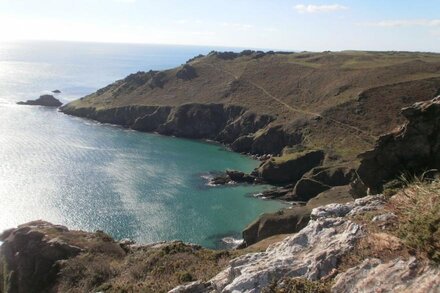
left=0, top=0, right=439, bottom=52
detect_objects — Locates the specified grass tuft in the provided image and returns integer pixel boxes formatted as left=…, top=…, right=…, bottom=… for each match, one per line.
left=390, top=177, right=440, bottom=262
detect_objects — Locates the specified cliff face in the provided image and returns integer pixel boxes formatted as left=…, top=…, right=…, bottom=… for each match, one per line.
left=61, top=50, right=440, bottom=158
left=61, top=103, right=281, bottom=154
left=358, top=96, right=440, bottom=192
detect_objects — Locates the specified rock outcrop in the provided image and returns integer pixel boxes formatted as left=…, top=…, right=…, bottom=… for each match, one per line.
left=256, top=150, right=325, bottom=184
left=0, top=221, right=82, bottom=293
left=241, top=206, right=311, bottom=247
left=287, top=165, right=354, bottom=201
left=61, top=103, right=282, bottom=154
left=176, top=64, right=198, bottom=81
left=358, top=96, right=440, bottom=192
left=17, top=94, right=62, bottom=107
left=206, top=195, right=387, bottom=292
left=332, top=257, right=440, bottom=292
left=209, top=170, right=258, bottom=185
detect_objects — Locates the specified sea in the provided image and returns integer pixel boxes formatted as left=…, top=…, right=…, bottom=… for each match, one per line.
left=0, top=40, right=286, bottom=249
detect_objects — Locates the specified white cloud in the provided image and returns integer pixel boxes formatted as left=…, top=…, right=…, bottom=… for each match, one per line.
left=294, top=4, right=348, bottom=14
left=360, top=19, right=440, bottom=27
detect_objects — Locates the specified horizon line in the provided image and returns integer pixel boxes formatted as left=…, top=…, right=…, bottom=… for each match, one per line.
left=1, top=38, right=439, bottom=54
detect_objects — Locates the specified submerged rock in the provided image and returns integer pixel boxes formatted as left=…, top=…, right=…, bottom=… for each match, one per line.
left=17, top=94, right=62, bottom=107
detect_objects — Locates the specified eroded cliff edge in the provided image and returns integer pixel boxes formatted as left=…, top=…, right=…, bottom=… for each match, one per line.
left=61, top=50, right=440, bottom=158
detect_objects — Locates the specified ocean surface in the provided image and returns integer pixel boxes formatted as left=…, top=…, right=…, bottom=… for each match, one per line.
left=0, top=41, right=285, bottom=248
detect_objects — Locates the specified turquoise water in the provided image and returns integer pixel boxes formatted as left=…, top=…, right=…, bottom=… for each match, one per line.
left=0, top=41, right=285, bottom=248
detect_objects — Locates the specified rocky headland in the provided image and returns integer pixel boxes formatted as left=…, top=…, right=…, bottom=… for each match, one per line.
left=2, top=51, right=440, bottom=292
left=17, top=94, right=62, bottom=107
left=59, top=50, right=440, bottom=246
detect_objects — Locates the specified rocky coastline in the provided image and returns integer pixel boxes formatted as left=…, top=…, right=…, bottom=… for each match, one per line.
left=3, top=51, right=440, bottom=292
left=59, top=50, right=440, bottom=250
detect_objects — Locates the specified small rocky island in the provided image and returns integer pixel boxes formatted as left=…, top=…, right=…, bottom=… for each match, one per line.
left=17, top=94, right=62, bottom=107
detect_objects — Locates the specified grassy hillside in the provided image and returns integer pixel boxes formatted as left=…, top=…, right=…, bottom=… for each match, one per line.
left=63, top=50, right=440, bottom=160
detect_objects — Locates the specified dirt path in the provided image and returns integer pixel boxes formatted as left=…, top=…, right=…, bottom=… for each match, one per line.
left=206, top=62, right=378, bottom=142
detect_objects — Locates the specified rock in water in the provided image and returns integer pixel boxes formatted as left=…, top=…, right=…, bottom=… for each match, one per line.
left=17, top=94, right=62, bottom=107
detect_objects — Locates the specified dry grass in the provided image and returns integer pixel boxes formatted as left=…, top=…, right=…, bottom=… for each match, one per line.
left=340, top=177, right=440, bottom=273
left=387, top=177, right=440, bottom=262
left=56, top=242, right=240, bottom=293
left=262, top=277, right=332, bottom=293
left=64, top=50, right=440, bottom=161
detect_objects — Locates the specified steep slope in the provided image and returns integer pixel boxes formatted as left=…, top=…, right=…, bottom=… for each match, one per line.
left=61, top=50, right=440, bottom=159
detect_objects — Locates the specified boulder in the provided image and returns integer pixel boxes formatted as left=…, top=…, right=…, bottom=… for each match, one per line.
left=17, top=94, right=62, bottom=107
left=257, top=150, right=325, bottom=184
left=357, top=96, right=440, bottom=192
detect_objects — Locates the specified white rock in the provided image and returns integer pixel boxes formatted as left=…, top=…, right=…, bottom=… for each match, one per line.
left=332, top=257, right=440, bottom=293
left=210, top=218, right=362, bottom=292
left=170, top=195, right=387, bottom=293
left=371, top=212, right=397, bottom=223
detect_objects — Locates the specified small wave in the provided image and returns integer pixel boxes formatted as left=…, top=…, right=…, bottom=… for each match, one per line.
left=252, top=192, right=268, bottom=199
left=222, top=237, right=244, bottom=248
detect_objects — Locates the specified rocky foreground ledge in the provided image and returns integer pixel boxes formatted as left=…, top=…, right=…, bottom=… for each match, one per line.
left=1, top=183, right=439, bottom=292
